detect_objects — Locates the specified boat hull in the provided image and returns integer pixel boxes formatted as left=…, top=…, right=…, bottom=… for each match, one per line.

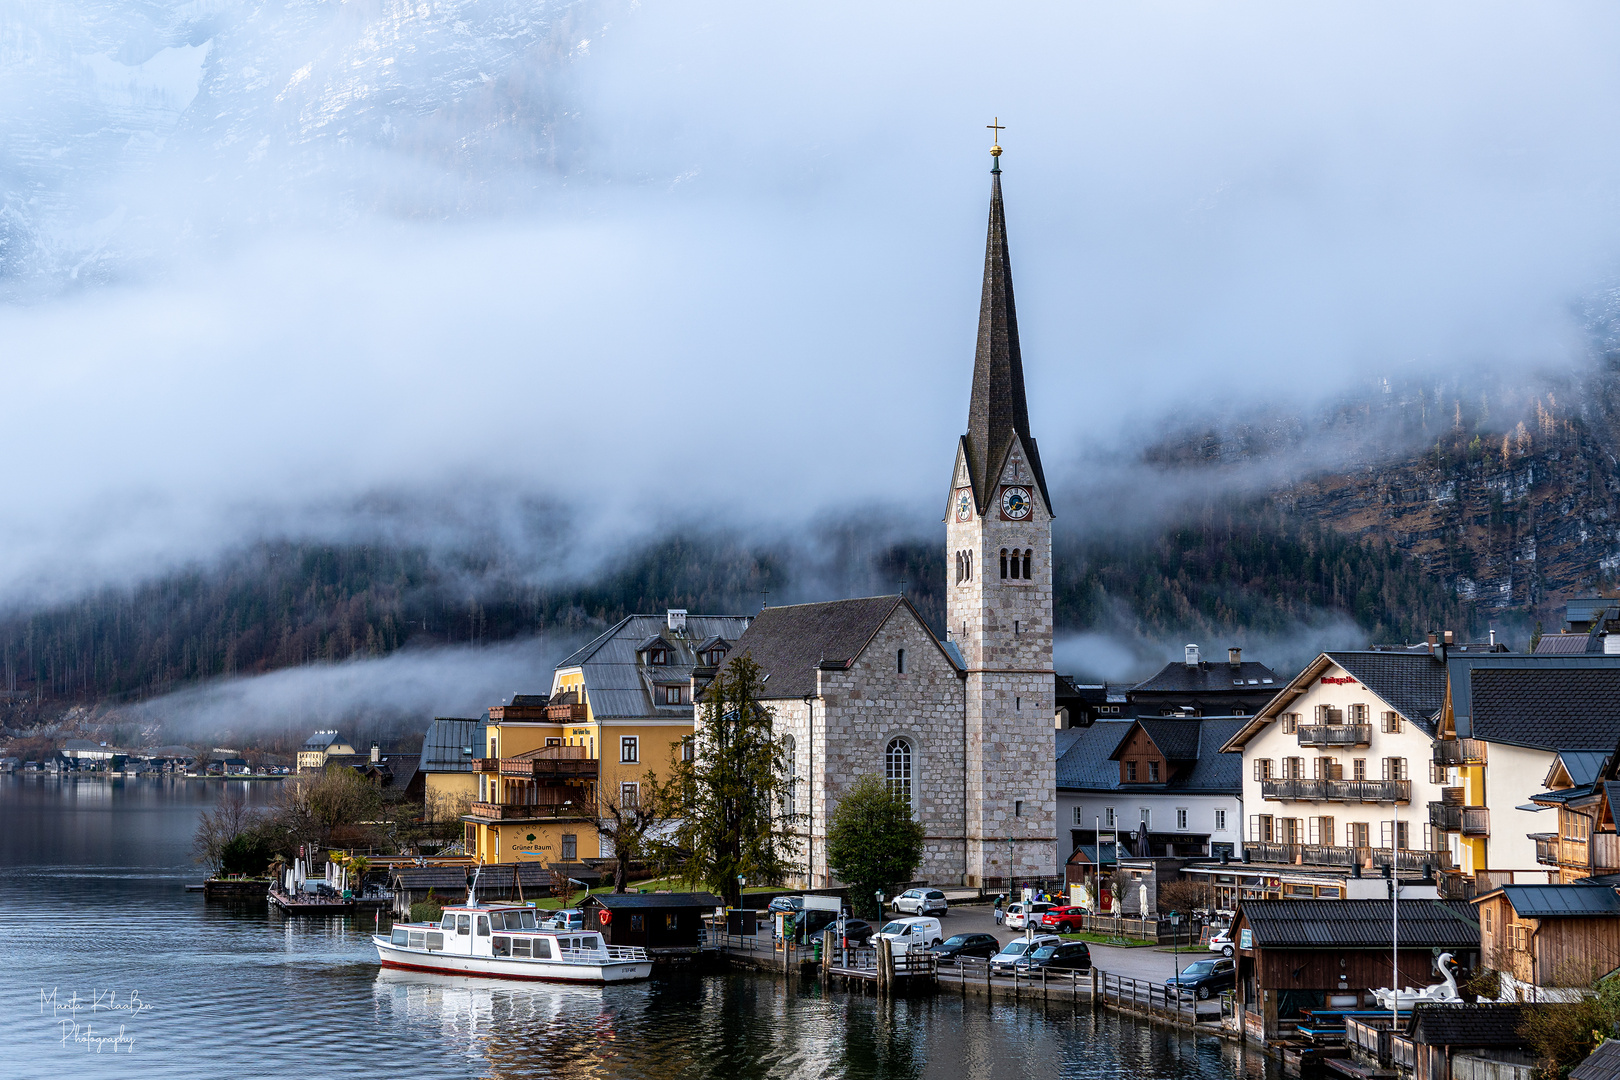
left=373, top=939, right=652, bottom=984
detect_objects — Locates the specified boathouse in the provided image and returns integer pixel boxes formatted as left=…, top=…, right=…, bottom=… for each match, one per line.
left=1232, top=898, right=1480, bottom=1042
left=582, top=893, right=723, bottom=955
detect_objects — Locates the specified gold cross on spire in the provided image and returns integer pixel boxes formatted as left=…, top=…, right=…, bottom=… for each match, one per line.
left=987, top=117, right=1005, bottom=157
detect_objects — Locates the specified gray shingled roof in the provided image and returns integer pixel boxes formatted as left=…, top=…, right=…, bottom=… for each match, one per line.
left=557, top=614, right=754, bottom=719
left=1057, top=718, right=1243, bottom=795
left=1536, top=633, right=1595, bottom=655
left=1465, top=667, right=1620, bottom=750
left=1329, top=652, right=1449, bottom=734
left=1493, top=885, right=1620, bottom=918
left=960, top=168, right=1051, bottom=516
left=1408, top=1004, right=1538, bottom=1047
left=1130, top=660, right=1279, bottom=695
left=722, top=596, right=924, bottom=701
left=1239, top=899, right=1479, bottom=949
left=1135, top=719, right=1202, bottom=760
left=1571, top=1039, right=1620, bottom=1080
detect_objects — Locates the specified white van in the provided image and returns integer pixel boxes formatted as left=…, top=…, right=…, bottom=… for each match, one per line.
left=872, top=916, right=943, bottom=953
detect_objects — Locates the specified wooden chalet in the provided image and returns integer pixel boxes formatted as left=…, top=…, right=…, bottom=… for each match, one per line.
left=1232, top=899, right=1480, bottom=1043
left=1474, top=884, right=1620, bottom=995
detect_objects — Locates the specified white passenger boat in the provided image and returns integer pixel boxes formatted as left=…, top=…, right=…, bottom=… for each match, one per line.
left=373, top=875, right=651, bottom=984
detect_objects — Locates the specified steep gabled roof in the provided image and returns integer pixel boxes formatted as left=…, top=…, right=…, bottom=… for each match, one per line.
left=1483, top=884, right=1620, bottom=918
left=959, top=165, right=1051, bottom=516
left=419, top=718, right=484, bottom=773
left=1132, top=719, right=1203, bottom=761
left=1407, top=1004, right=1539, bottom=1047
left=1223, top=650, right=1448, bottom=751
left=1059, top=718, right=1244, bottom=795
left=1130, top=661, right=1279, bottom=695
left=719, top=596, right=955, bottom=701
left=552, top=614, right=754, bottom=719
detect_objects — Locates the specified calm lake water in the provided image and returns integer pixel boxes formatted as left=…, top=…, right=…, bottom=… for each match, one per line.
left=0, top=776, right=1278, bottom=1080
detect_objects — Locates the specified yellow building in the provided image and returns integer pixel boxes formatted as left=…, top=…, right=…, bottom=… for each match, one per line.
left=297, top=729, right=356, bottom=771
left=464, top=610, right=751, bottom=865
left=418, top=717, right=484, bottom=821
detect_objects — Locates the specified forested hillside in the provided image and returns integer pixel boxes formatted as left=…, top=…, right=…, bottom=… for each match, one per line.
left=0, top=508, right=1468, bottom=722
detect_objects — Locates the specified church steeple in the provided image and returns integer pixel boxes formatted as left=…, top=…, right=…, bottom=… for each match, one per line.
left=962, top=147, right=1051, bottom=515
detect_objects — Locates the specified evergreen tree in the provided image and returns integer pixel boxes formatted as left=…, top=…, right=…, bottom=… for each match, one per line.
left=824, top=775, right=925, bottom=920
left=667, top=655, right=798, bottom=907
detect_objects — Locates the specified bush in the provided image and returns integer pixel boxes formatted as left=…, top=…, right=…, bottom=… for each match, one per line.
left=220, top=829, right=279, bottom=877
left=410, top=889, right=444, bottom=924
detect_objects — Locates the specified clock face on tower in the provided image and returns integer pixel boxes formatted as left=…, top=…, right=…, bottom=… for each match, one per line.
left=1000, top=486, right=1032, bottom=521
left=955, top=488, right=973, bottom=522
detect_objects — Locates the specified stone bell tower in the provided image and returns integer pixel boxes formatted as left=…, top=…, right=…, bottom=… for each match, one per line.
left=944, top=134, right=1057, bottom=887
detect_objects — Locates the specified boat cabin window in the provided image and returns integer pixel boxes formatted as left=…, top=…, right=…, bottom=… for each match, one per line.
left=531, top=938, right=552, bottom=959
left=511, top=938, right=531, bottom=958
left=456, top=914, right=470, bottom=935
left=391, top=927, right=409, bottom=945
left=426, top=932, right=443, bottom=951
left=476, top=916, right=490, bottom=936
left=493, top=936, right=511, bottom=957
left=404, top=930, right=444, bottom=951
left=521, top=909, right=537, bottom=929
left=501, top=911, right=528, bottom=930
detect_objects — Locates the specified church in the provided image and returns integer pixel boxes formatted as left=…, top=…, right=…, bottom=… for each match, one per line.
left=719, top=140, right=1057, bottom=889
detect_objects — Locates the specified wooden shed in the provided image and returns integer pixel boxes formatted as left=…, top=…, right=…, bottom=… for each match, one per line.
left=1232, top=899, right=1480, bottom=1043
left=582, top=892, right=723, bottom=955
left=1473, top=884, right=1620, bottom=993
left=1390, top=1004, right=1538, bottom=1080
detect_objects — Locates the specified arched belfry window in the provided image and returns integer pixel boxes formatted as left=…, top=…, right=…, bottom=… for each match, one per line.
left=1023, top=549, right=1032, bottom=579
left=999, top=549, right=1009, bottom=579
left=886, top=737, right=914, bottom=808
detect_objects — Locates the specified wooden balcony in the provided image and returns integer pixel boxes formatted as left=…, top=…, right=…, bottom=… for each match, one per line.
left=1260, top=778, right=1410, bottom=803
left=1243, top=841, right=1451, bottom=872
left=468, top=787, right=583, bottom=820
left=1297, top=724, right=1373, bottom=748
left=1429, top=802, right=1489, bottom=836
left=500, top=745, right=595, bottom=778
left=471, top=758, right=499, bottom=773
left=546, top=702, right=588, bottom=722
left=1433, top=738, right=1488, bottom=766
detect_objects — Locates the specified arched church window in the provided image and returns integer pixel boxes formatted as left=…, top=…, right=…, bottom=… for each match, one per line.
left=965, top=551, right=972, bottom=581
left=782, top=734, right=797, bottom=816
left=886, top=737, right=913, bottom=808
left=999, top=549, right=1009, bottom=579
left=1022, top=549, right=1032, bottom=579
left=897, top=648, right=906, bottom=674
left=955, top=552, right=964, bottom=584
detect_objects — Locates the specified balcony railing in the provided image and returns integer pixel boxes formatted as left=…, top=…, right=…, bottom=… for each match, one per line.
left=1532, top=832, right=1558, bottom=866
left=1433, top=738, right=1488, bottom=766
left=467, top=800, right=568, bottom=820
left=1429, top=803, right=1490, bottom=836
left=1260, top=778, right=1411, bottom=803
left=546, top=702, right=588, bottom=722
left=1243, top=841, right=1451, bottom=872
left=471, top=757, right=499, bottom=773
left=1297, top=724, right=1373, bottom=748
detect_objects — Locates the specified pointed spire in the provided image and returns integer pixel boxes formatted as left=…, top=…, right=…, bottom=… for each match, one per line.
left=962, top=148, right=1050, bottom=514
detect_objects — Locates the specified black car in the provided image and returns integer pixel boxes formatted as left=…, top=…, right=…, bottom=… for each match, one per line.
left=838, top=919, right=875, bottom=945
left=1014, top=941, right=1092, bottom=973
left=1166, top=957, right=1236, bottom=999
left=767, top=895, right=805, bottom=915
left=929, top=933, right=1001, bottom=961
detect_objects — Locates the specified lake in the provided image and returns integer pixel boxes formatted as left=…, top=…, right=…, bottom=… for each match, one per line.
left=0, top=775, right=1277, bottom=1079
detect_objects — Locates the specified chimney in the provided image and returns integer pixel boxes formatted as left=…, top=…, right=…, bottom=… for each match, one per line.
left=1489, top=628, right=1496, bottom=648
left=667, top=609, right=688, bottom=634
left=1185, top=643, right=1201, bottom=668
left=1443, top=630, right=1454, bottom=645
left=1427, top=632, right=1438, bottom=654
left=1228, top=647, right=1242, bottom=668
left=370, top=743, right=379, bottom=764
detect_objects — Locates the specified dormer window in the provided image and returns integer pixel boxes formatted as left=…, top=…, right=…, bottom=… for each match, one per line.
left=649, top=648, right=668, bottom=665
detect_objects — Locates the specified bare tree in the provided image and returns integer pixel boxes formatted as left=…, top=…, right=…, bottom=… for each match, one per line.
left=192, top=794, right=260, bottom=872
left=564, top=770, right=680, bottom=894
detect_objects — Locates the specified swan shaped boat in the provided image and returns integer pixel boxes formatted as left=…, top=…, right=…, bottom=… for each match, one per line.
left=1372, top=952, right=1460, bottom=1011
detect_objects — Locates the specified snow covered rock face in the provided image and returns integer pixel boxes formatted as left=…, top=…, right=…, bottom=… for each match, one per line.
left=0, top=0, right=605, bottom=290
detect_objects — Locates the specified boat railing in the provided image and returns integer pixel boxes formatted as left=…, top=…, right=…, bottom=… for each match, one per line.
left=556, top=945, right=650, bottom=964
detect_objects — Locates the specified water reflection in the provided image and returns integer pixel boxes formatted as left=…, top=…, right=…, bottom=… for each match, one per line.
left=0, top=776, right=1278, bottom=1080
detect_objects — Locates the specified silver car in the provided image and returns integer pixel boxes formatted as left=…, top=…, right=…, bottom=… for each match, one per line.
left=892, top=888, right=949, bottom=916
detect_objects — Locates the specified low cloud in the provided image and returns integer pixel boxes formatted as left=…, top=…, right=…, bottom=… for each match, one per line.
left=1055, top=611, right=1368, bottom=687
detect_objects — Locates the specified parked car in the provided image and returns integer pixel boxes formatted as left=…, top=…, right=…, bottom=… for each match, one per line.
left=543, top=909, right=584, bottom=930
left=1014, top=940, right=1092, bottom=973
left=767, top=895, right=805, bottom=915
left=1004, top=902, right=1054, bottom=930
left=839, top=918, right=875, bottom=945
left=872, top=917, right=943, bottom=953
left=989, top=934, right=1062, bottom=973
left=1166, top=957, right=1236, bottom=999
left=892, top=888, right=949, bottom=916
left=1206, top=927, right=1235, bottom=957
left=929, top=933, right=1001, bottom=961
left=1039, top=905, right=1089, bottom=933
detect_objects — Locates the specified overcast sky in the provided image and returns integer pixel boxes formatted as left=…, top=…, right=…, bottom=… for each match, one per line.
left=6, top=0, right=1620, bottom=605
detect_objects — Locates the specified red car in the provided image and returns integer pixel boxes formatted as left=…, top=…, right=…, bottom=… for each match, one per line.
left=1039, top=906, right=1088, bottom=933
